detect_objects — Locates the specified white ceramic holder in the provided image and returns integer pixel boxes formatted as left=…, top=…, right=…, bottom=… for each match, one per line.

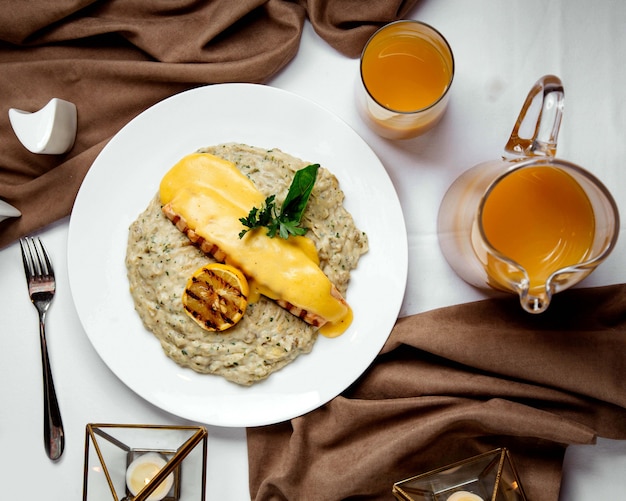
left=9, top=98, right=77, bottom=154
left=0, top=199, right=21, bottom=222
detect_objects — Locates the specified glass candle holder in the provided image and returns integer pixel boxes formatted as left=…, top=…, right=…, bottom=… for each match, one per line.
left=83, top=423, right=208, bottom=501
left=392, top=448, right=527, bottom=501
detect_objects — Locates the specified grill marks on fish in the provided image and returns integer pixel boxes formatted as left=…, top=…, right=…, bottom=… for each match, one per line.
left=166, top=207, right=228, bottom=262
left=275, top=292, right=344, bottom=327
left=162, top=203, right=341, bottom=328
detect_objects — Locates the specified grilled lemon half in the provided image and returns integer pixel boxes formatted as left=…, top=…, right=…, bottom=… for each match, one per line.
left=182, top=263, right=249, bottom=331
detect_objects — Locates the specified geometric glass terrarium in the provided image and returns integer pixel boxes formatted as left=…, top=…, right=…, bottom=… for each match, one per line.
left=82, top=424, right=208, bottom=501
left=392, top=448, right=528, bottom=501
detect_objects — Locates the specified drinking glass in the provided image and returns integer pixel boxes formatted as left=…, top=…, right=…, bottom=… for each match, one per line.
left=357, top=20, right=454, bottom=139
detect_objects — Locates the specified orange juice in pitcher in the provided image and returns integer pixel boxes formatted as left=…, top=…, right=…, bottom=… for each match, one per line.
left=438, top=75, right=619, bottom=314
left=481, top=165, right=596, bottom=295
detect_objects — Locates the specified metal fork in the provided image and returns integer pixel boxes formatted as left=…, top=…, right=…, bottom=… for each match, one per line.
left=19, top=236, right=65, bottom=460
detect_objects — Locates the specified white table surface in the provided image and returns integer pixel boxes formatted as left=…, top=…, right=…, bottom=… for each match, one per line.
left=2, top=1, right=625, bottom=499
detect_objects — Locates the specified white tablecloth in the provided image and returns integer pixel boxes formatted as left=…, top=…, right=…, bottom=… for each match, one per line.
left=1, top=0, right=625, bottom=498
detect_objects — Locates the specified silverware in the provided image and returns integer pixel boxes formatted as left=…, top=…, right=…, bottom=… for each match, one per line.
left=19, top=236, right=65, bottom=461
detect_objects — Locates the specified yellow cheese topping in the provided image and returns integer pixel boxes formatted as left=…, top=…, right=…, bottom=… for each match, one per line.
left=159, top=153, right=352, bottom=337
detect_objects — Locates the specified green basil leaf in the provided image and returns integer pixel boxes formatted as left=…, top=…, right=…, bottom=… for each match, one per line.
left=280, top=163, right=319, bottom=224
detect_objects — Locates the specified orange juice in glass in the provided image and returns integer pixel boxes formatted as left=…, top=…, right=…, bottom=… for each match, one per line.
left=357, top=20, right=454, bottom=139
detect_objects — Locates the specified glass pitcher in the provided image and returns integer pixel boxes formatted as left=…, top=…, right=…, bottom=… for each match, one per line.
left=437, top=75, right=620, bottom=314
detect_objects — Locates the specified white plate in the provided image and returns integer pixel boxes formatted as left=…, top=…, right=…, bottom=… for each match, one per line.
left=68, top=84, right=407, bottom=427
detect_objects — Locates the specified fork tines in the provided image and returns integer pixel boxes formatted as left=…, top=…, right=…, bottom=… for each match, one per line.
left=20, top=236, right=54, bottom=280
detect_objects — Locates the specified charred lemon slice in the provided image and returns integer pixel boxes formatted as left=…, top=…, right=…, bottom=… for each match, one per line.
left=182, top=263, right=249, bottom=331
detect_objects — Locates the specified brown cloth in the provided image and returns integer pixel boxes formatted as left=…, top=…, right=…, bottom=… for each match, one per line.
left=247, top=283, right=626, bottom=501
left=0, top=0, right=418, bottom=249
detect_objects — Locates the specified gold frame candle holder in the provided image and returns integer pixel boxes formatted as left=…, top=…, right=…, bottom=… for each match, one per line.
left=392, top=448, right=527, bottom=501
left=83, top=424, right=208, bottom=501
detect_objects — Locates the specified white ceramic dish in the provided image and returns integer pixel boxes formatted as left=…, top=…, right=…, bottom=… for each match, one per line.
left=0, top=199, right=21, bottom=221
left=9, top=98, right=77, bottom=154
left=67, top=83, right=407, bottom=427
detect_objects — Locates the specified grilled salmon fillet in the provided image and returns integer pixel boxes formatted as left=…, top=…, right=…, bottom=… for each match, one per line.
left=162, top=203, right=346, bottom=328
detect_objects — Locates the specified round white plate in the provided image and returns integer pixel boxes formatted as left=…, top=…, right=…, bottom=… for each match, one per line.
left=68, top=83, right=407, bottom=427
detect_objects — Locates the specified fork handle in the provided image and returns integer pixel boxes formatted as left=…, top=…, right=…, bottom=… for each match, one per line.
left=39, top=320, right=65, bottom=461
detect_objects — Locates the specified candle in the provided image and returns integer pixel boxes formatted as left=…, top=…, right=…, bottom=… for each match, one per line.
left=125, top=452, right=174, bottom=501
left=446, top=491, right=484, bottom=501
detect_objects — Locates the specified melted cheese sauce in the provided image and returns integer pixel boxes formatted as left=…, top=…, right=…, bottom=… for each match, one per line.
left=159, top=153, right=352, bottom=336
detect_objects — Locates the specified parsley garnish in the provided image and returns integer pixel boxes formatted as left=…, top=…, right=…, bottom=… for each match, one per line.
left=239, top=163, right=320, bottom=239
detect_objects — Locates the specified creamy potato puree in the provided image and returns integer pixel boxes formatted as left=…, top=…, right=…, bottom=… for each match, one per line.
left=126, top=144, right=368, bottom=385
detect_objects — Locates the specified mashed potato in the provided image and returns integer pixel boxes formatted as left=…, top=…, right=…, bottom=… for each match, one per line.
left=126, top=144, right=368, bottom=385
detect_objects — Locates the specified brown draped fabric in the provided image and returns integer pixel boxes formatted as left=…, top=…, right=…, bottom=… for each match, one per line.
left=0, top=0, right=418, bottom=248
left=247, top=283, right=626, bottom=500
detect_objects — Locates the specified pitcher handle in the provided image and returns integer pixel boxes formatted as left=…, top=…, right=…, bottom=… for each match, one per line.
left=504, top=74, right=564, bottom=157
